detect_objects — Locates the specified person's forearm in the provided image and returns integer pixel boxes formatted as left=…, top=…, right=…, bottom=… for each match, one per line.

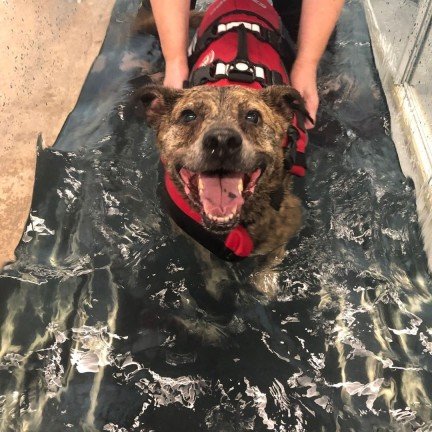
left=149, top=0, right=190, bottom=65
left=296, top=0, right=345, bottom=68
left=290, top=0, right=344, bottom=127
left=150, top=0, right=190, bottom=87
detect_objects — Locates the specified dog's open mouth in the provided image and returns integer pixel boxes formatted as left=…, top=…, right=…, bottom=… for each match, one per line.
left=178, top=167, right=263, bottom=231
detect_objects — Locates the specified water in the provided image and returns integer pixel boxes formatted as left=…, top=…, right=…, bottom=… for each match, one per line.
left=1, top=0, right=432, bottom=431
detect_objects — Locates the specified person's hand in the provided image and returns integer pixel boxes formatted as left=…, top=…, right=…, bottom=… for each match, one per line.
left=163, top=57, right=189, bottom=89
left=290, top=60, right=319, bottom=129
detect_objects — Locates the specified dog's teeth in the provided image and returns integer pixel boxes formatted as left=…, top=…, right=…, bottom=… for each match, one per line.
left=238, top=180, right=243, bottom=193
left=207, top=213, right=237, bottom=223
left=198, top=178, right=204, bottom=192
left=214, top=215, right=227, bottom=223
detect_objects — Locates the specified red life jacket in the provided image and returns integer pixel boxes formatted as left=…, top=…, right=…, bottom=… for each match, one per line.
left=163, top=0, right=309, bottom=261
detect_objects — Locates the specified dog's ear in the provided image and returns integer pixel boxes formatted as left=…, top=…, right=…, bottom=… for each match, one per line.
left=261, top=85, right=314, bottom=125
left=136, top=85, right=184, bottom=128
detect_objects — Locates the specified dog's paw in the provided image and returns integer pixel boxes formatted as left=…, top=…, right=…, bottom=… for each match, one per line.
left=169, top=315, right=229, bottom=346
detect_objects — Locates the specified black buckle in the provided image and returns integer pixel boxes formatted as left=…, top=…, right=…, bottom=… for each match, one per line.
left=225, top=61, right=256, bottom=83
left=287, top=125, right=300, bottom=144
left=284, top=125, right=300, bottom=170
left=266, top=70, right=284, bottom=86
left=189, top=65, right=215, bottom=86
left=284, top=149, right=306, bottom=171
left=260, top=27, right=282, bottom=51
left=190, top=61, right=284, bottom=87
left=294, top=152, right=307, bottom=168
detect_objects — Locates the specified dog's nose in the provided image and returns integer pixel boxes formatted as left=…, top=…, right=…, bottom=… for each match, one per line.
left=203, top=128, right=242, bottom=159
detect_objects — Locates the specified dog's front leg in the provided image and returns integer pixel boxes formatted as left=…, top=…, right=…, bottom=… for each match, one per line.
left=192, top=242, right=239, bottom=305
left=250, top=246, right=286, bottom=300
left=168, top=228, right=240, bottom=345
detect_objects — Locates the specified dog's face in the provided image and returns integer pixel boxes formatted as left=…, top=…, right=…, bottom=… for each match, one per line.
left=138, top=85, right=309, bottom=233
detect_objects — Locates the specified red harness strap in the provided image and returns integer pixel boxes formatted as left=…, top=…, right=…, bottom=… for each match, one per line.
left=283, top=113, right=308, bottom=177
left=163, top=0, right=308, bottom=261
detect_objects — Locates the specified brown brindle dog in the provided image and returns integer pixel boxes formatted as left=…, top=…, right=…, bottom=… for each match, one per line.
left=134, top=0, right=311, bottom=309
left=138, top=84, right=305, bottom=296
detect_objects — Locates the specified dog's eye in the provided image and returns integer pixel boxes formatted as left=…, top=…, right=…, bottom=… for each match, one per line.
left=180, top=109, right=197, bottom=123
left=245, top=110, right=260, bottom=124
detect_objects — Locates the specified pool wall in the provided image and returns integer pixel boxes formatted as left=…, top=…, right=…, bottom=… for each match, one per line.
left=363, top=0, right=432, bottom=270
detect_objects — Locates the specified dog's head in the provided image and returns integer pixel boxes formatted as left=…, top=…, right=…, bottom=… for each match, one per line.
left=137, top=85, right=310, bottom=233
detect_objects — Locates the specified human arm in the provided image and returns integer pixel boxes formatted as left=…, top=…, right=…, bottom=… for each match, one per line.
left=290, top=0, right=345, bottom=128
left=149, top=0, right=191, bottom=88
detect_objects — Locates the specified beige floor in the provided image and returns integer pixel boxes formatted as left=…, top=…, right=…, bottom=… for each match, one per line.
left=0, top=0, right=115, bottom=268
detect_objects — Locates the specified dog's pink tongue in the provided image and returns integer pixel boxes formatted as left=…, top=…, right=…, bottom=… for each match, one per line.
left=198, top=173, right=244, bottom=217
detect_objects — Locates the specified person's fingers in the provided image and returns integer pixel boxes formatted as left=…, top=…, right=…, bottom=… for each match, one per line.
left=289, top=61, right=319, bottom=129
left=305, top=118, right=314, bottom=130
left=303, top=101, right=314, bottom=129
left=304, top=92, right=318, bottom=129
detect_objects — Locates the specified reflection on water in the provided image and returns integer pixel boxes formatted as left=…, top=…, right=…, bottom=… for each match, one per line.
left=1, top=0, right=432, bottom=431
